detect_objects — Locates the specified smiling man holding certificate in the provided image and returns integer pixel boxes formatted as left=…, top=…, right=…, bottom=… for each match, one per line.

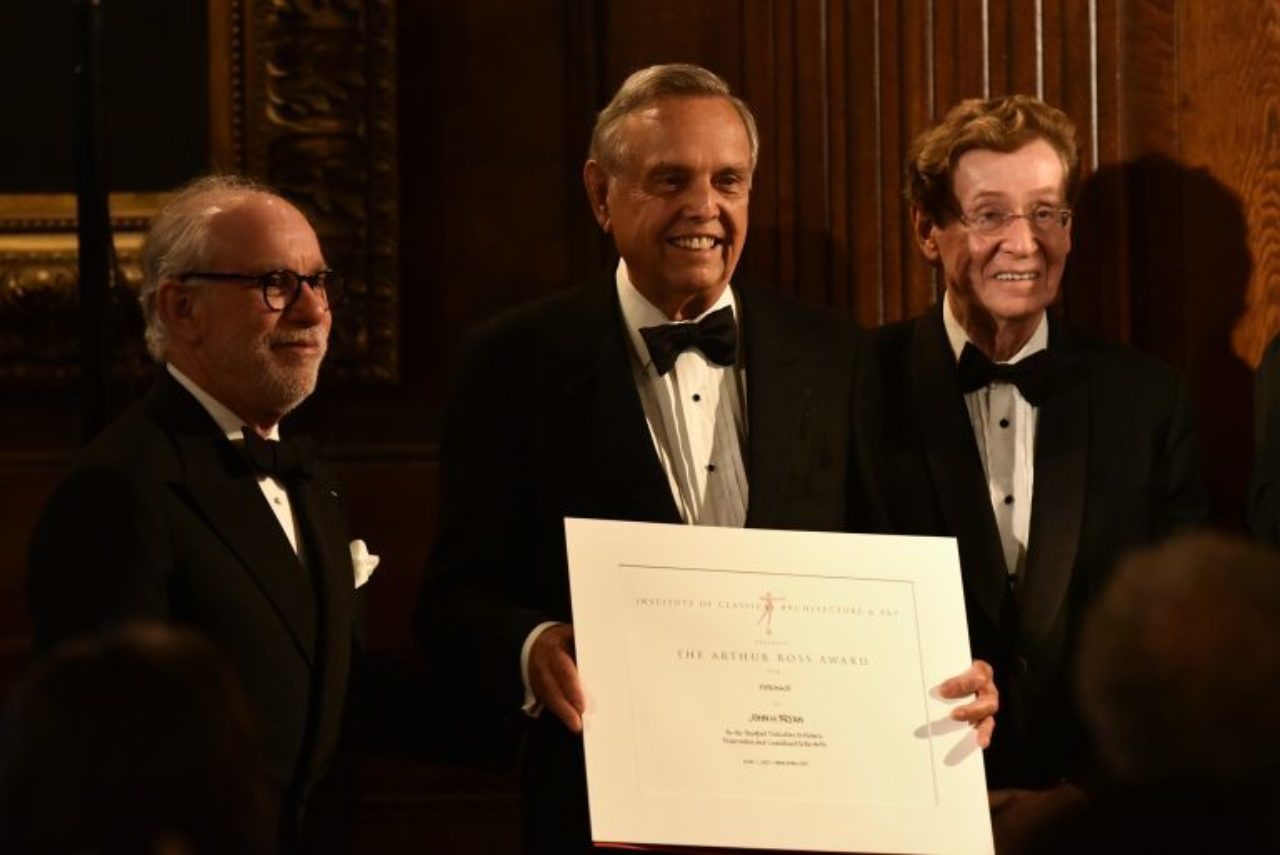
left=418, top=64, right=998, bottom=854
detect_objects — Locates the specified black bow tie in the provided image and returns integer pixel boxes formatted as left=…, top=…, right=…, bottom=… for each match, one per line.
left=639, top=305, right=738, bottom=376
left=240, top=429, right=315, bottom=484
left=956, top=343, right=1054, bottom=406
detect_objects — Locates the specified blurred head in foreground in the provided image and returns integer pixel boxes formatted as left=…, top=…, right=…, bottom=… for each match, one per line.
left=1079, top=532, right=1280, bottom=790
left=0, top=623, right=271, bottom=855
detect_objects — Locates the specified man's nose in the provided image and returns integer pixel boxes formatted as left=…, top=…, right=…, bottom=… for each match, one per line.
left=1000, top=215, right=1038, bottom=254
left=285, top=278, right=329, bottom=323
left=682, top=178, right=719, bottom=218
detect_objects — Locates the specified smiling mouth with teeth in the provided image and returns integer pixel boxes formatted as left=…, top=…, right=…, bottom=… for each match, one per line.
left=669, top=235, right=722, bottom=250
left=993, top=271, right=1039, bottom=281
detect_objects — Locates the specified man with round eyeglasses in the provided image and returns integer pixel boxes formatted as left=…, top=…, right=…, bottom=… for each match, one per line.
left=855, top=95, right=1209, bottom=800
left=27, top=175, right=364, bottom=854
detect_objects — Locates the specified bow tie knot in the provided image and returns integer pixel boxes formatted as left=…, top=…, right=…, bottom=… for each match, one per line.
left=956, top=343, right=1054, bottom=406
left=639, top=305, right=738, bottom=376
left=240, top=429, right=315, bottom=484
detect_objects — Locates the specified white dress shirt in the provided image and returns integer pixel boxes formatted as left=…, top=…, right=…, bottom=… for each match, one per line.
left=166, top=363, right=303, bottom=556
left=521, top=262, right=751, bottom=714
left=615, top=261, right=749, bottom=527
left=942, top=294, right=1048, bottom=577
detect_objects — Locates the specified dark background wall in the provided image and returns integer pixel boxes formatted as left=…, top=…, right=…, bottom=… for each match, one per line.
left=2, top=0, right=1278, bottom=850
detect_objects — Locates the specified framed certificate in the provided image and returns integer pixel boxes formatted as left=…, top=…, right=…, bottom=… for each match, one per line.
left=565, top=518, right=993, bottom=855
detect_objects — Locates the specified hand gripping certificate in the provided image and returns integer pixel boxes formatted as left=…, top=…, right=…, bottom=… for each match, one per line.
left=565, top=519, right=993, bottom=855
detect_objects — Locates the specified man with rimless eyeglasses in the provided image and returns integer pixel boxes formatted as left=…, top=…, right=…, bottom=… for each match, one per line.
left=27, top=175, right=365, bottom=854
left=855, top=96, right=1208, bottom=800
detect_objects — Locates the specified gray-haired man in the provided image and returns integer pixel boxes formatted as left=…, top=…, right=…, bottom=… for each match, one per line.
left=418, top=65, right=997, bottom=853
left=28, top=176, right=360, bottom=854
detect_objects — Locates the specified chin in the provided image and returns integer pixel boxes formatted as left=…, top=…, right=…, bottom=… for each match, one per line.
left=984, top=291, right=1053, bottom=321
left=677, top=271, right=730, bottom=295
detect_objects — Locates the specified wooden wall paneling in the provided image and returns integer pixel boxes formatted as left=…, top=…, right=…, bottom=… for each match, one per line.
left=741, top=1, right=794, bottom=298
left=1116, top=0, right=1184, bottom=365
left=791, top=0, right=837, bottom=308
left=752, top=0, right=793, bottom=302
left=598, top=0, right=743, bottom=87
left=844, top=0, right=891, bottom=327
left=1040, top=0, right=1066, bottom=104
left=876, top=0, right=907, bottom=322
left=1216, top=0, right=1280, bottom=368
left=824, top=0, right=853, bottom=315
left=992, top=0, right=1042, bottom=97
left=1060, top=0, right=1132, bottom=343
left=932, top=0, right=986, bottom=110
left=886, top=0, right=940, bottom=321
left=1095, top=0, right=1123, bottom=169
left=1177, top=0, right=1278, bottom=525
left=564, top=0, right=610, bottom=284
left=986, top=0, right=1010, bottom=97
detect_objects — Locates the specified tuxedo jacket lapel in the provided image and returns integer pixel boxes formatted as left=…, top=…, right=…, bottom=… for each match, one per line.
left=910, top=308, right=1009, bottom=626
left=152, top=378, right=318, bottom=665
left=560, top=283, right=682, bottom=523
left=740, top=289, right=811, bottom=528
left=290, top=472, right=355, bottom=754
left=1020, top=327, right=1088, bottom=643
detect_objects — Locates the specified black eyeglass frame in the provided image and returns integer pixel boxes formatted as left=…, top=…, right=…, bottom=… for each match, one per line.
left=176, top=268, right=341, bottom=312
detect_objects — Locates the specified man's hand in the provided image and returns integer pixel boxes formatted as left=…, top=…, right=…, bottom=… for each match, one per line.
left=528, top=623, right=586, bottom=733
left=939, top=659, right=998, bottom=748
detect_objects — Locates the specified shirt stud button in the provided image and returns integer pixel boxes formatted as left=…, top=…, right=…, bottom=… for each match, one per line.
left=1004, top=495, right=1014, bottom=505
left=692, top=393, right=702, bottom=402
left=707, top=463, right=717, bottom=472
left=999, top=418, right=1010, bottom=429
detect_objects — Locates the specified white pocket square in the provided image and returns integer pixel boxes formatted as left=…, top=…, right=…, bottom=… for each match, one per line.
left=349, top=539, right=380, bottom=589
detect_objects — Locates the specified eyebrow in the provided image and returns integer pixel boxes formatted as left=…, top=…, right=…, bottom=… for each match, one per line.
left=645, top=160, right=751, bottom=174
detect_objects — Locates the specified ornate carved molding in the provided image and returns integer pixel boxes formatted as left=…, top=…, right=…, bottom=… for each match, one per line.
left=243, top=0, right=400, bottom=383
left=0, top=0, right=399, bottom=387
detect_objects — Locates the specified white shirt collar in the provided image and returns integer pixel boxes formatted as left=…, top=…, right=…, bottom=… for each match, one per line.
left=941, top=291, right=1049, bottom=365
left=614, top=259, right=738, bottom=371
left=166, top=363, right=281, bottom=441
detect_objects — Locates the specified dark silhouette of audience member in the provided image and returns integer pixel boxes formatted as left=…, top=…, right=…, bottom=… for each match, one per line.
left=1033, top=533, right=1280, bottom=853
left=0, top=623, right=272, bottom=855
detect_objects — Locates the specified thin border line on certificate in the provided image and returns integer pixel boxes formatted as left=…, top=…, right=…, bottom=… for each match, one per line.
left=619, top=562, right=911, bottom=586
left=617, top=561, right=942, bottom=806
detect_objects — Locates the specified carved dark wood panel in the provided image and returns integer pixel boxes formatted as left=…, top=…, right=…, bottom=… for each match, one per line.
left=0, top=0, right=399, bottom=390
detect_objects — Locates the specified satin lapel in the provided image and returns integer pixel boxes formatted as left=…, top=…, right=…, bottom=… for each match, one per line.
left=740, top=290, right=809, bottom=528
left=1020, top=333, right=1088, bottom=643
left=291, top=471, right=354, bottom=735
left=911, top=308, right=1009, bottom=626
left=561, top=285, right=681, bottom=523
left=154, top=377, right=318, bottom=666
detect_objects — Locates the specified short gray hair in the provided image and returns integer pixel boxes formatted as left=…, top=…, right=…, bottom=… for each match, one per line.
left=589, top=63, right=760, bottom=173
left=137, top=174, right=273, bottom=361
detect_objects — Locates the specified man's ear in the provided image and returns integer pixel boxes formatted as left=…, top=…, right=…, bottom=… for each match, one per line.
left=583, top=160, right=613, bottom=233
left=912, top=207, right=942, bottom=264
left=155, top=280, right=204, bottom=344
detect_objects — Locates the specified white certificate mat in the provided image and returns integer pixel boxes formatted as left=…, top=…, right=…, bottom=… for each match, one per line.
left=565, top=519, right=993, bottom=854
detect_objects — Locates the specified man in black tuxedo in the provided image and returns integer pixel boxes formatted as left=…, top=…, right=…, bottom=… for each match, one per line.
left=418, top=64, right=998, bottom=854
left=27, top=176, right=364, bottom=853
left=856, top=96, right=1209, bottom=794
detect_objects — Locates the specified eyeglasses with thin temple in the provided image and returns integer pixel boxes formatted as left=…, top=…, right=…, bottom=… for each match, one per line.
left=177, top=269, right=342, bottom=312
left=958, top=205, right=1073, bottom=237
